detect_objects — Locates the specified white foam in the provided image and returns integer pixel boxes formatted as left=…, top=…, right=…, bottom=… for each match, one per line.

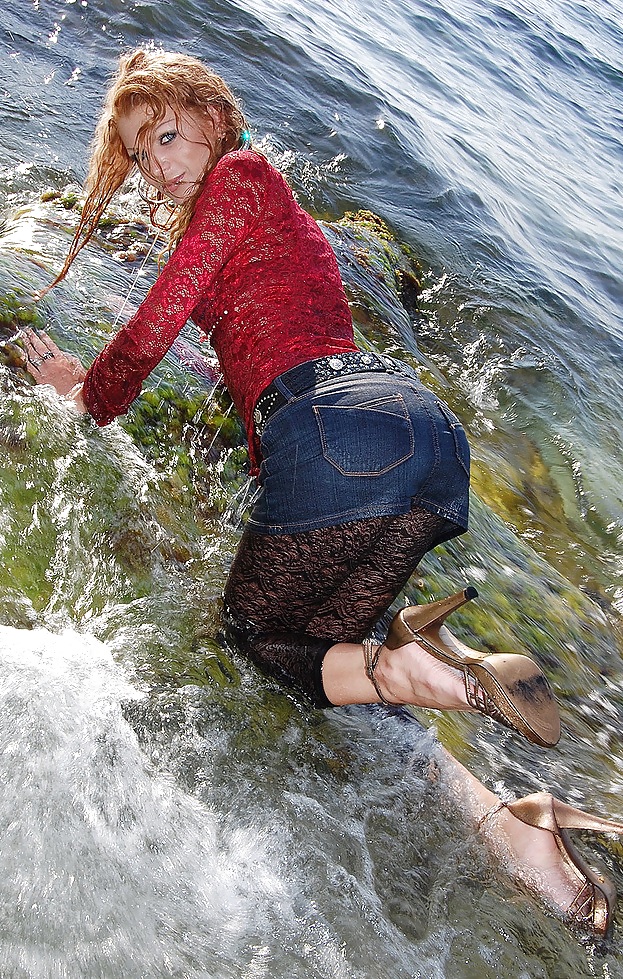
left=0, top=626, right=291, bottom=977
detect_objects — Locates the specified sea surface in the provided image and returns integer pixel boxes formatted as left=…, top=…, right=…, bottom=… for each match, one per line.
left=0, top=0, right=622, bottom=976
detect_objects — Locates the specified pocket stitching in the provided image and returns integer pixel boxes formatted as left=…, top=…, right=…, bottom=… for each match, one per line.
left=314, top=396, right=415, bottom=477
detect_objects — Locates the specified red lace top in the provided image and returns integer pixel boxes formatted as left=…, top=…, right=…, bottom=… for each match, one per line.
left=82, top=149, right=358, bottom=472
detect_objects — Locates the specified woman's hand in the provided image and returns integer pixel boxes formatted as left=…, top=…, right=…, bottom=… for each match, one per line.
left=22, top=329, right=88, bottom=411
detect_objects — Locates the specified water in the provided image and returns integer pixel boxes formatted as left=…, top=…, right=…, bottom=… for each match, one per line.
left=1, top=0, right=623, bottom=975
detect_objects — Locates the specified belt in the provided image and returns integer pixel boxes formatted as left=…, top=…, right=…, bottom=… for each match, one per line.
left=253, top=350, right=396, bottom=436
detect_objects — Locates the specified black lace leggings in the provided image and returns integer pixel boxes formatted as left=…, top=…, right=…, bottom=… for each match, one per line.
left=223, top=504, right=453, bottom=705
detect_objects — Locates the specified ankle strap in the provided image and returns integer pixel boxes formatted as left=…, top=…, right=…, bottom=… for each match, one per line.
left=363, top=638, right=393, bottom=706
left=477, top=800, right=507, bottom=831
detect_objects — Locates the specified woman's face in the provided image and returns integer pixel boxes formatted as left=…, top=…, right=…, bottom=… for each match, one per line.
left=117, top=102, right=222, bottom=203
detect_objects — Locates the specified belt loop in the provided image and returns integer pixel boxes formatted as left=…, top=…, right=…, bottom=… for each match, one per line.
left=272, top=374, right=295, bottom=399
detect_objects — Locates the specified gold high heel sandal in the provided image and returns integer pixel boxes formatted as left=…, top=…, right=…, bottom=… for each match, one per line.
left=381, top=586, right=561, bottom=748
left=482, top=791, right=623, bottom=937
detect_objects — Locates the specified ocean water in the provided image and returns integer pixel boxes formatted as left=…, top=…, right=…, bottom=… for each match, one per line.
left=1, top=0, right=623, bottom=976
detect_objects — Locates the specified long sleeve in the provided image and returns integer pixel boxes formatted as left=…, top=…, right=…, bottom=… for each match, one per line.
left=82, top=151, right=266, bottom=424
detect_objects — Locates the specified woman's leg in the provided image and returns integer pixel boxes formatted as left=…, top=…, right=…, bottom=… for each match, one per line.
left=439, top=747, right=582, bottom=915
left=224, top=504, right=468, bottom=707
left=225, top=505, right=450, bottom=638
left=224, top=515, right=583, bottom=922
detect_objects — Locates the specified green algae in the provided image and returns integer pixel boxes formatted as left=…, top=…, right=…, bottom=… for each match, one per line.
left=0, top=291, right=45, bottom=332
left=0, top=293, right=47, bottom=380
left=337, top=209, right=424, bottom=306
left=123, top=382, right=248, bottom=523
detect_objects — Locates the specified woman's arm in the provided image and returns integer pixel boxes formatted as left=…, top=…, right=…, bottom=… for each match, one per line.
left=82, top=151, right=267, bottom=424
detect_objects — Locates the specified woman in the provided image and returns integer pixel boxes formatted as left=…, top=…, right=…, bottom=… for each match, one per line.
left=23, top=47, right=623, bottom=937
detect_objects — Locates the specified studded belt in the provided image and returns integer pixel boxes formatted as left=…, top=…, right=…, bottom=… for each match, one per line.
left=253, top=350, right=394, bottom=436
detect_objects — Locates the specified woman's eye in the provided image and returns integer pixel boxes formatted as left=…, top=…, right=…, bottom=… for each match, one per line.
left=160, top=131, right=177, bottom=146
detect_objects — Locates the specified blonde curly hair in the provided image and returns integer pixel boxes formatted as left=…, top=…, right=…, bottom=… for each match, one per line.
left=47, top=47, right=248, bottom=290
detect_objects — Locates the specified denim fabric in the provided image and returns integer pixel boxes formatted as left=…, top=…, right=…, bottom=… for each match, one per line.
left=247, top=364, right=470, bottom=535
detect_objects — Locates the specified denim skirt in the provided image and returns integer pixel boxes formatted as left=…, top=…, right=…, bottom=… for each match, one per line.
left=247, top=360, right=470, bottom=536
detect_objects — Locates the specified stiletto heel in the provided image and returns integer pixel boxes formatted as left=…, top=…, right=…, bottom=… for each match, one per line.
left=385, top=586, right=561, bottom=748
left=482, top=791, right=623, bottom=937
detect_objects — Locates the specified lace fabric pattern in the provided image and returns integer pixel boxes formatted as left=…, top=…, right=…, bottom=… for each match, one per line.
left=224, top=505, right=454, bottom=703
left=82, top=150, right=357, bottom=471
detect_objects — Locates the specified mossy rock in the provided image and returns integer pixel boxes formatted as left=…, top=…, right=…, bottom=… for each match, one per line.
left=0, top=291, right=46, bottom=336
left=320, top=210, right=427, bottom=355
left=339, top=211, right=423, bottom=289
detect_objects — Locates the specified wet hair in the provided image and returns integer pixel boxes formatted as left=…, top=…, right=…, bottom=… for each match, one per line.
left=45, top=47, right=247, bottom=291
